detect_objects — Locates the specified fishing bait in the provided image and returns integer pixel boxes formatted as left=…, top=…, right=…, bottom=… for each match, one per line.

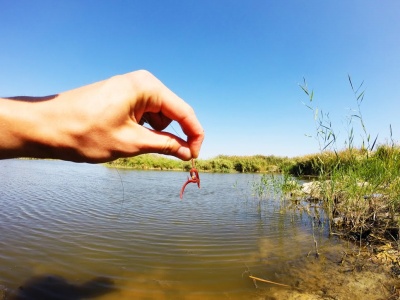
left=180, top=159, right=200, bottom=199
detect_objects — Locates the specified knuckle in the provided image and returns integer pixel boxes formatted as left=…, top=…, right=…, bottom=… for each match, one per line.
left=128, top=70, right=161, bottom=98
left=135, top=69, right=153, bottom=78
left=130, top=70, right=155, bottom=85
left=161, top=137, right=175, bottom=156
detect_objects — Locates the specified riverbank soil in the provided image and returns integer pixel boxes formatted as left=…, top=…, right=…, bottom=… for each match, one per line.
left=267, top=179, right=400, bottom=299
left=256, top=247, right=399, bottom=300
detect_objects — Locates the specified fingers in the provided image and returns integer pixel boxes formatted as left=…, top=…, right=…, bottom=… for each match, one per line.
left=134, top=125, right=192, bottom=160
left=140, top=112, right=172, bottom=131
left=157, top=92, right=204, bottom=158
left=129, top=70, right=205, bottom=158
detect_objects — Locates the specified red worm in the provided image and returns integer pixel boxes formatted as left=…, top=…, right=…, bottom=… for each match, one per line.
left=180, top=163, right=200, bottom=199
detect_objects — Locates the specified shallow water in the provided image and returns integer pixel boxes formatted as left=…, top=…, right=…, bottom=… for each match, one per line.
left=0, top=159, right=340, bottom=299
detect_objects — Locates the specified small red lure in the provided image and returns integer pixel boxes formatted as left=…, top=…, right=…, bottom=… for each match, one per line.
left=180, top=159, right=200, bottom=199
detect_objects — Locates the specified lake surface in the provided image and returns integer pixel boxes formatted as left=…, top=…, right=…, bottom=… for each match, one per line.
left=0, top=159, right=341, bottom=299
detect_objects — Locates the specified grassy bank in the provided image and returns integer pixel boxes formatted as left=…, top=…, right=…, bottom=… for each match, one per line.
left=243, top=77, right=400, bottom=284
left=106, top=154, right=289, bottom=173
left=283, top=145, right=400, bottom=234
left=271, top=77, right=400, bottom=270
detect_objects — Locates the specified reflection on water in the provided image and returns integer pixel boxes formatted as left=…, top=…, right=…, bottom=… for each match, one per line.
left=0, top=159, right=339, bottom=299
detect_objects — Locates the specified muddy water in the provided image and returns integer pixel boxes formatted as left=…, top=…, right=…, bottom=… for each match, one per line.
left=0, top=159, right=391, bottom=299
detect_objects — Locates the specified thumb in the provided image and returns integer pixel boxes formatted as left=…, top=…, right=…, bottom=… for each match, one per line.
left=135, top=125, right=192, bottom=160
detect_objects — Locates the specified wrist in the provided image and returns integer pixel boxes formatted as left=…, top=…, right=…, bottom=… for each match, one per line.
left=0, top=97, right=70, bottom=160
left=0, top=98, right=42, bottom=158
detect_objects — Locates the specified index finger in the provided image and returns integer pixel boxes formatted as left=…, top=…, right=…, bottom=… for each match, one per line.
left=161, top=96, right=204, bottom=158
left=132, top=71, right=205, bottom=158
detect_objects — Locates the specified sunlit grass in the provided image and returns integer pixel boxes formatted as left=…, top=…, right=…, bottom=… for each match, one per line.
left=106, top=154, right=288, bottom=173
left=267, top=77, right=400, bottom=249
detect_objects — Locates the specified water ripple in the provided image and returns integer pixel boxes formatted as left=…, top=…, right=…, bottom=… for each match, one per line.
left=0, top=159, right=335, bottom=299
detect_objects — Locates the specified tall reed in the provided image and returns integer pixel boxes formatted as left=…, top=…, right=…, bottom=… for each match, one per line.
left=287, top=77, right=400, bottom=245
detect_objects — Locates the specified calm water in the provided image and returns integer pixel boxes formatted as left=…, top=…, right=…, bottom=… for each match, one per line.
left=0, top=159, right=340, bottom=299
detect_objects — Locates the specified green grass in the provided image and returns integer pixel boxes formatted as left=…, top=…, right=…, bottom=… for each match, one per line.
left=282, top=146, right=400, bottom=234
left=265, top=77, right=400, bottom=250
left=106, top=154, right=289, bottom=173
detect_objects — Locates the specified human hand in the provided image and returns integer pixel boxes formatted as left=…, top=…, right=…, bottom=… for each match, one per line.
left=0, top=70, right=204, bottom=163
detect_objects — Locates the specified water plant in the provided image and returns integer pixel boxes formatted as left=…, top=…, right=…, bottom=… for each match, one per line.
left=287, top=77, right=400, bottom=252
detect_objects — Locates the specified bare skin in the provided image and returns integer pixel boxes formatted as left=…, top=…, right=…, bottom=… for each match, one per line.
left=0, top=70, right=204, bottom=163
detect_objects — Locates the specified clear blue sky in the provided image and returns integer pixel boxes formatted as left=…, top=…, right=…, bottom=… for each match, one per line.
left=1, top=1, right=399, bottom=158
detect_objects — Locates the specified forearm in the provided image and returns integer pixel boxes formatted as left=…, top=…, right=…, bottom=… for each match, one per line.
left=0, top=97, right=61, bottom=160
left=0, top=88, right=127, bottom=163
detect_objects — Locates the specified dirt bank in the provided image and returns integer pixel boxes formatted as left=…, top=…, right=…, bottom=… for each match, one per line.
left=255, top=246, right=399, bottom=300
